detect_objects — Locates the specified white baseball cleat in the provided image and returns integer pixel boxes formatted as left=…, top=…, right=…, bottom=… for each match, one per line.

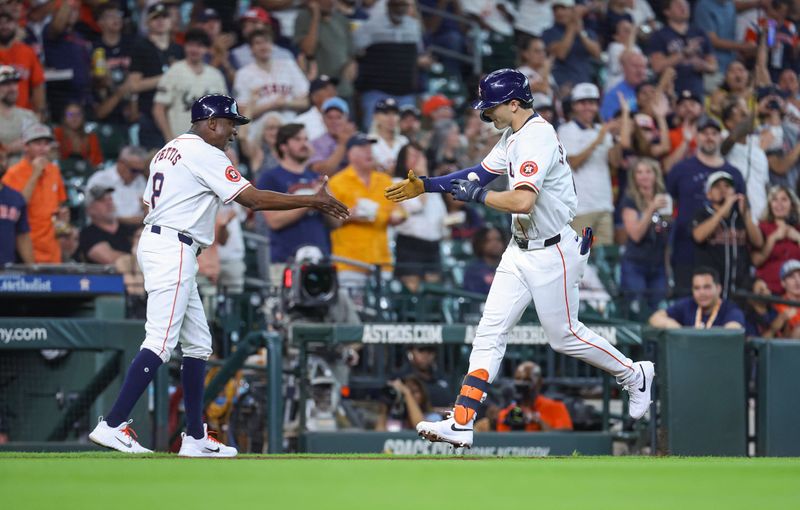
left=178, top=424, right=237, bottom=458
left=625, top=361, right=655, bottom=420
left=416, top=414, right=473, bottom=448
left=89, top=418, right=153, bottom=453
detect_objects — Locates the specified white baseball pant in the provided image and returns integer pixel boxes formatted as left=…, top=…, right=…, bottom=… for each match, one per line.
left=137, top=225, right=213, bottom=363
left=468, top=226, right=637, bottom=386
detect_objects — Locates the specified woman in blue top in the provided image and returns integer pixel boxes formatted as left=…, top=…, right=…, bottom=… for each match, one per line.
left=619, top=157, right=672, bottom=316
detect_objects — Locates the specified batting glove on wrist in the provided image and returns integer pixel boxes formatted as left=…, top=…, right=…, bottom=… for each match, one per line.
left=450, top=178, right=488, bottom=204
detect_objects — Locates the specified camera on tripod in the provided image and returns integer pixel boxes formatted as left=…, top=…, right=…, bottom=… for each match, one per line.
left=281, top=245, right=338, bottom=318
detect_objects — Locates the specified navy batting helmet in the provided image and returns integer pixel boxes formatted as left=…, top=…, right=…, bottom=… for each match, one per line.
left=191, top=94, right=250, bottom=125
left=471, top=69, right=533, bottom=122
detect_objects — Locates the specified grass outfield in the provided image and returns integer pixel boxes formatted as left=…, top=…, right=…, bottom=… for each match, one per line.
left=1, top=453, right=798, bottom=510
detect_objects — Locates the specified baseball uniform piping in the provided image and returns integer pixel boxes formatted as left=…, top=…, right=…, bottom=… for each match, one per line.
left=224, top=182, right=252, bottom=204
left=556, top=243, right=633, bottom=371
left=481, top=161, right=504, bottom=175
left=513, top=181, right=539, bottom=193
left=159, top=243, right=184, bottom=357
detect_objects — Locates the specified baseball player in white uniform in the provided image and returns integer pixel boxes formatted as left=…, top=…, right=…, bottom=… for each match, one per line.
left=385, top=69, right=655, bottom=448
left=89, top=94, right=348, bottom=456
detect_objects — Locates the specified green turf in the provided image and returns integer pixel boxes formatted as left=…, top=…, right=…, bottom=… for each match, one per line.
left=1, top=453, right=798, bottom=510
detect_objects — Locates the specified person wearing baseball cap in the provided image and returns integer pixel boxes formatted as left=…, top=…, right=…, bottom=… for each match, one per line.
left=664, top=89, right=704, bottom=168
left=308, top=96, right=355, bottom=175
left=132, top=1, right=184, bottom=150
left=557, top=82, right=616, bottom=246
left=691, top=166, right=763, bottom=300
left=295, top=75, right=338, bottom=141
left=327, top=132, right=400, bottom=288
left=398, top=104, right=422, bottom=144
left=78, top=184, right=139, bottom=264
left=666, top=107, right=748, bottom=296
left=769, top=259, right=800, bottom=337
left=421, top=95, right=454, bottom=121
left=0, top=64, right=39, bottom=164
left=1, top=123, right=66, bottom=263
left=371, top=97, right=409, bottom=172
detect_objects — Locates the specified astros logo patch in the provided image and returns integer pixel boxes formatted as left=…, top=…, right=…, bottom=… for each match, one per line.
left=520, top=161, right=538, bottom=177
left=225, top=166, right=241, bottom=182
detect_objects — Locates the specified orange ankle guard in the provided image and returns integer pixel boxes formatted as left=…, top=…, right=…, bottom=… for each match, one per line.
left=453, top=369, right=490, bottom=425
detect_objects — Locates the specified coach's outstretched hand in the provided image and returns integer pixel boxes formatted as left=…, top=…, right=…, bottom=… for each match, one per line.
left=384, top=169, right=424, bottom=202
left=312, top=176, right=350, bottom=220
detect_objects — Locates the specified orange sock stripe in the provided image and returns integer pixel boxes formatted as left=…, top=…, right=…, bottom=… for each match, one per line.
left=453, top=370, right=489, bottom=425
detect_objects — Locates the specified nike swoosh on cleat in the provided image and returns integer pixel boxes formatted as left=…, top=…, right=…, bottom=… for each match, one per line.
left=638, top=365, right=647, bottom=393
left=116, top=437, right=133, bottom=448
left=204, top=446, right=220, bottom=453
left=450, top=424, right=472, bottom=432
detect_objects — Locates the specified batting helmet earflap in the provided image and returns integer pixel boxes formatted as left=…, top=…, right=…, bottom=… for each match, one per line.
left=191, top=94, right=251, bottom=125
left=471, top=68, right=534, bottom=122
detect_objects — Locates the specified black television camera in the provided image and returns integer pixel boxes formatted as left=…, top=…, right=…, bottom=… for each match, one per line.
left=281, top=246, right=338, bottom=319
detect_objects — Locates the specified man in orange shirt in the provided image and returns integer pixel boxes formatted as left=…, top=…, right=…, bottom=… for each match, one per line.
left=495, top=361, right=573, bottom=432
left=0, top=8, right=45, bottom=115
left=328, top=133, right=403, bottom=289
left=1, top=124, right=66, bottom=263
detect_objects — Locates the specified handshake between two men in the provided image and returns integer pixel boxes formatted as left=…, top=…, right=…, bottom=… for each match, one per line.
left=384, top=170, right=488, bottom=204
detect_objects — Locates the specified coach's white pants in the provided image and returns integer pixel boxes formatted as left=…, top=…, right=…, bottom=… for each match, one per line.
left=137, top=226, right=212, bottom=363
left=468, top=226, right=637, bottom=386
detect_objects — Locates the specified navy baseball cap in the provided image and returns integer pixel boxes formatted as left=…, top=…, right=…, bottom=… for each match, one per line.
left=346, top=133, right=377, bottom=150
left=147, top=2, right=168, bottom=19
left=197, top=7, right=220, bottom=22
left=375, top=98, right=399, bottom=113
left=677, top=89, right=702, bottom=104
left=310, top=75, right=337, bottom=95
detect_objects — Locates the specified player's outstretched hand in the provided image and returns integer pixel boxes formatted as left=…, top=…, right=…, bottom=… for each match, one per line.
left=450, top=178, right=488, bottom=204
left=312, top=176, right=350, bottom=220
left=384, top=169, right=424, bottom=202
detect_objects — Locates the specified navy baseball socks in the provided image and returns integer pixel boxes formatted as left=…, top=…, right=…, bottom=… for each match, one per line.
left=105, top=349, right=163, bottom=427
left=178, top=358, right=238, bottom=457
left=181, top=357, right=206, bottom=440
left=89, top=349, right=162, bottom=453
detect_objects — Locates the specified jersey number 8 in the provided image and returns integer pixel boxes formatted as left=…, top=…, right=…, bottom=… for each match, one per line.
left=152, top=172, right=165, bottom=208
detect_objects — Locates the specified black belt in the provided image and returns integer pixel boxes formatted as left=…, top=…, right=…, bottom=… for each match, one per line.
left=514, top=233, right=560, bottom=250
left=150, top=225, right=202, bottom=255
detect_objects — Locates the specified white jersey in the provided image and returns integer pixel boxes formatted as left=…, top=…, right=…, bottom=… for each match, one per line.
left=142, top=134, right=252, bottom=247
left=481, top=114, right=577, bottom=241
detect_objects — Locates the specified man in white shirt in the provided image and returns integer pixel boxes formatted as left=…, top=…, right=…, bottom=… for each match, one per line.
left=557, top=83, right=616, bottom=245
left=152, top=28, right=227, bottom=141
left=85, top=146, right=148, bottom=225
left=233, top=26, right=309, bottom=127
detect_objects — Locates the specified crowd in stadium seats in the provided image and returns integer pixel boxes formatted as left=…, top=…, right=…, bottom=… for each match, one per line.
left=0, top=0, right=798, bottom=345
